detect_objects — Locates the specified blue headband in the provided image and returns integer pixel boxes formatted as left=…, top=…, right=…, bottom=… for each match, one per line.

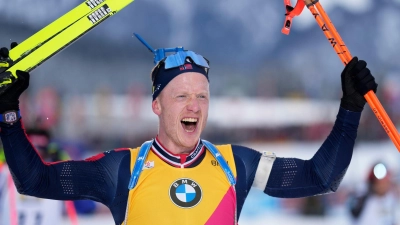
left=133, top=33, right=210, bottom=101
left=151, top=60, right=209, bottom=101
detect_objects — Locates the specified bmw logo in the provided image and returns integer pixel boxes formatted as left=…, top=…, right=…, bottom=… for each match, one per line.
left=169, top=178, right=202, bottom=208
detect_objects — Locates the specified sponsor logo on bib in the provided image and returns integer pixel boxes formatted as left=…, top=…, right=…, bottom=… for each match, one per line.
left=169, top=178, right=202, bottom=208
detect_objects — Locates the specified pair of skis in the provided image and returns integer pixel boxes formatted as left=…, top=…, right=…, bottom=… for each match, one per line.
left=0, top=0, right=135, bottom=94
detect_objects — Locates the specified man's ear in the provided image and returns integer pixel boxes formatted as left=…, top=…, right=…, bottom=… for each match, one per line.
left=152, top=98, right=161, bottom=115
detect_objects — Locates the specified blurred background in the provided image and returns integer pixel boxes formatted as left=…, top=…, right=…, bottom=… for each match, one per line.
left=1, top=0, right=400, bottom=224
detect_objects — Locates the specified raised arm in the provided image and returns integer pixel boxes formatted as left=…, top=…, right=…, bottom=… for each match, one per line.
left=233, top=57, right=377, bottom=199
left=264, top=107, right=359, bottom=197
left=0, top=44, right=127, bottom=207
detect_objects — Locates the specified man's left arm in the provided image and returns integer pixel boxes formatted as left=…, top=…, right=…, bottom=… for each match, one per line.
left=263, top=107, right=359, bottom=197
left=234, top=57, right=377, bottom=198
left=233, top=106, right=359, bottom=201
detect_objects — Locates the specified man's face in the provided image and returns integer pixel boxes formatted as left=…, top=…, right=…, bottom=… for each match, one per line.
left=153, top=72, right=209, bottom=151
left=372, top=175, right=392, bottom=196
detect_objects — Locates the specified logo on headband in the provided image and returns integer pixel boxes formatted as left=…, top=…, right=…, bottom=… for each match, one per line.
left=179, top=63, right=193, bottom=71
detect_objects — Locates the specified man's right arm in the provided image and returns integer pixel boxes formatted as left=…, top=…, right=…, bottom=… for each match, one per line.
left=0, top=120, right=128, bottom=206
left=0, top=44, right=133, bottom=211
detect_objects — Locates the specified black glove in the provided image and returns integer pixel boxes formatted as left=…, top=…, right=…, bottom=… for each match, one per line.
left=0, top=43, right=30, bottom=113
left=340, top=57, right=378, bottom=112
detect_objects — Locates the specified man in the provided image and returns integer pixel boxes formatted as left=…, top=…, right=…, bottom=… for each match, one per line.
left=349, top=162, right=400, bottom=225
left=0, top=41, right=377, bottom=224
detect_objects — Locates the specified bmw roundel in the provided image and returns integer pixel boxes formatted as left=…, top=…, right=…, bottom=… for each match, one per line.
left=169, top=178, right=202, bottom=208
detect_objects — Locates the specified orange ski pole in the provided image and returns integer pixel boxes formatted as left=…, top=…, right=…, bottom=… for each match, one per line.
left=281, top=0, right=400, bottom=151
left=306, top=0, right=400, bottom=151
left=311, top=1, right=384, bottom=110
left=309, top=1, right=400, bottom=148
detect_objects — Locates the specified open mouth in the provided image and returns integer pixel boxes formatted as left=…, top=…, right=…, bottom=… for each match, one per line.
left=181, top=118, right=198, bottom=133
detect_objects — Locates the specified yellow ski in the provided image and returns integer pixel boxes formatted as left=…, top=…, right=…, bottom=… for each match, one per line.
left=9, top=0, right=109, bottom=63
left=0, top=0, right=134, bottom=94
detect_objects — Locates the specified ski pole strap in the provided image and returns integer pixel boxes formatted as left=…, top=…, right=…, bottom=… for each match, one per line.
left=128, top=140, right=153, bottom=190
left=202, top=140, right=236, bottom=186
left=281, top=0, right=305, bottom=35
left=128, top=139, right=236, bottom=190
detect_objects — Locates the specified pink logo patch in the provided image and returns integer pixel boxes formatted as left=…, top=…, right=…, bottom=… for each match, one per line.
left=179, top=63, right=193, bottom=70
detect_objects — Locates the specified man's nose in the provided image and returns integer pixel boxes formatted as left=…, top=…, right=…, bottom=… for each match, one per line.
left=186, top=96, right=200, bottom=112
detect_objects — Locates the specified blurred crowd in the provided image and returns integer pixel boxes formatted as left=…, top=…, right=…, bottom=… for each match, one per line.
left=0, top=70, right=399, bottom=224
left=13, top=67, right=400, bottom=154
left=1, top=58, right=400, bottom=225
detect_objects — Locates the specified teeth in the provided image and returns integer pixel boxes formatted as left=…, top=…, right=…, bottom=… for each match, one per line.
left=182, top=118, right=198, bottom=122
